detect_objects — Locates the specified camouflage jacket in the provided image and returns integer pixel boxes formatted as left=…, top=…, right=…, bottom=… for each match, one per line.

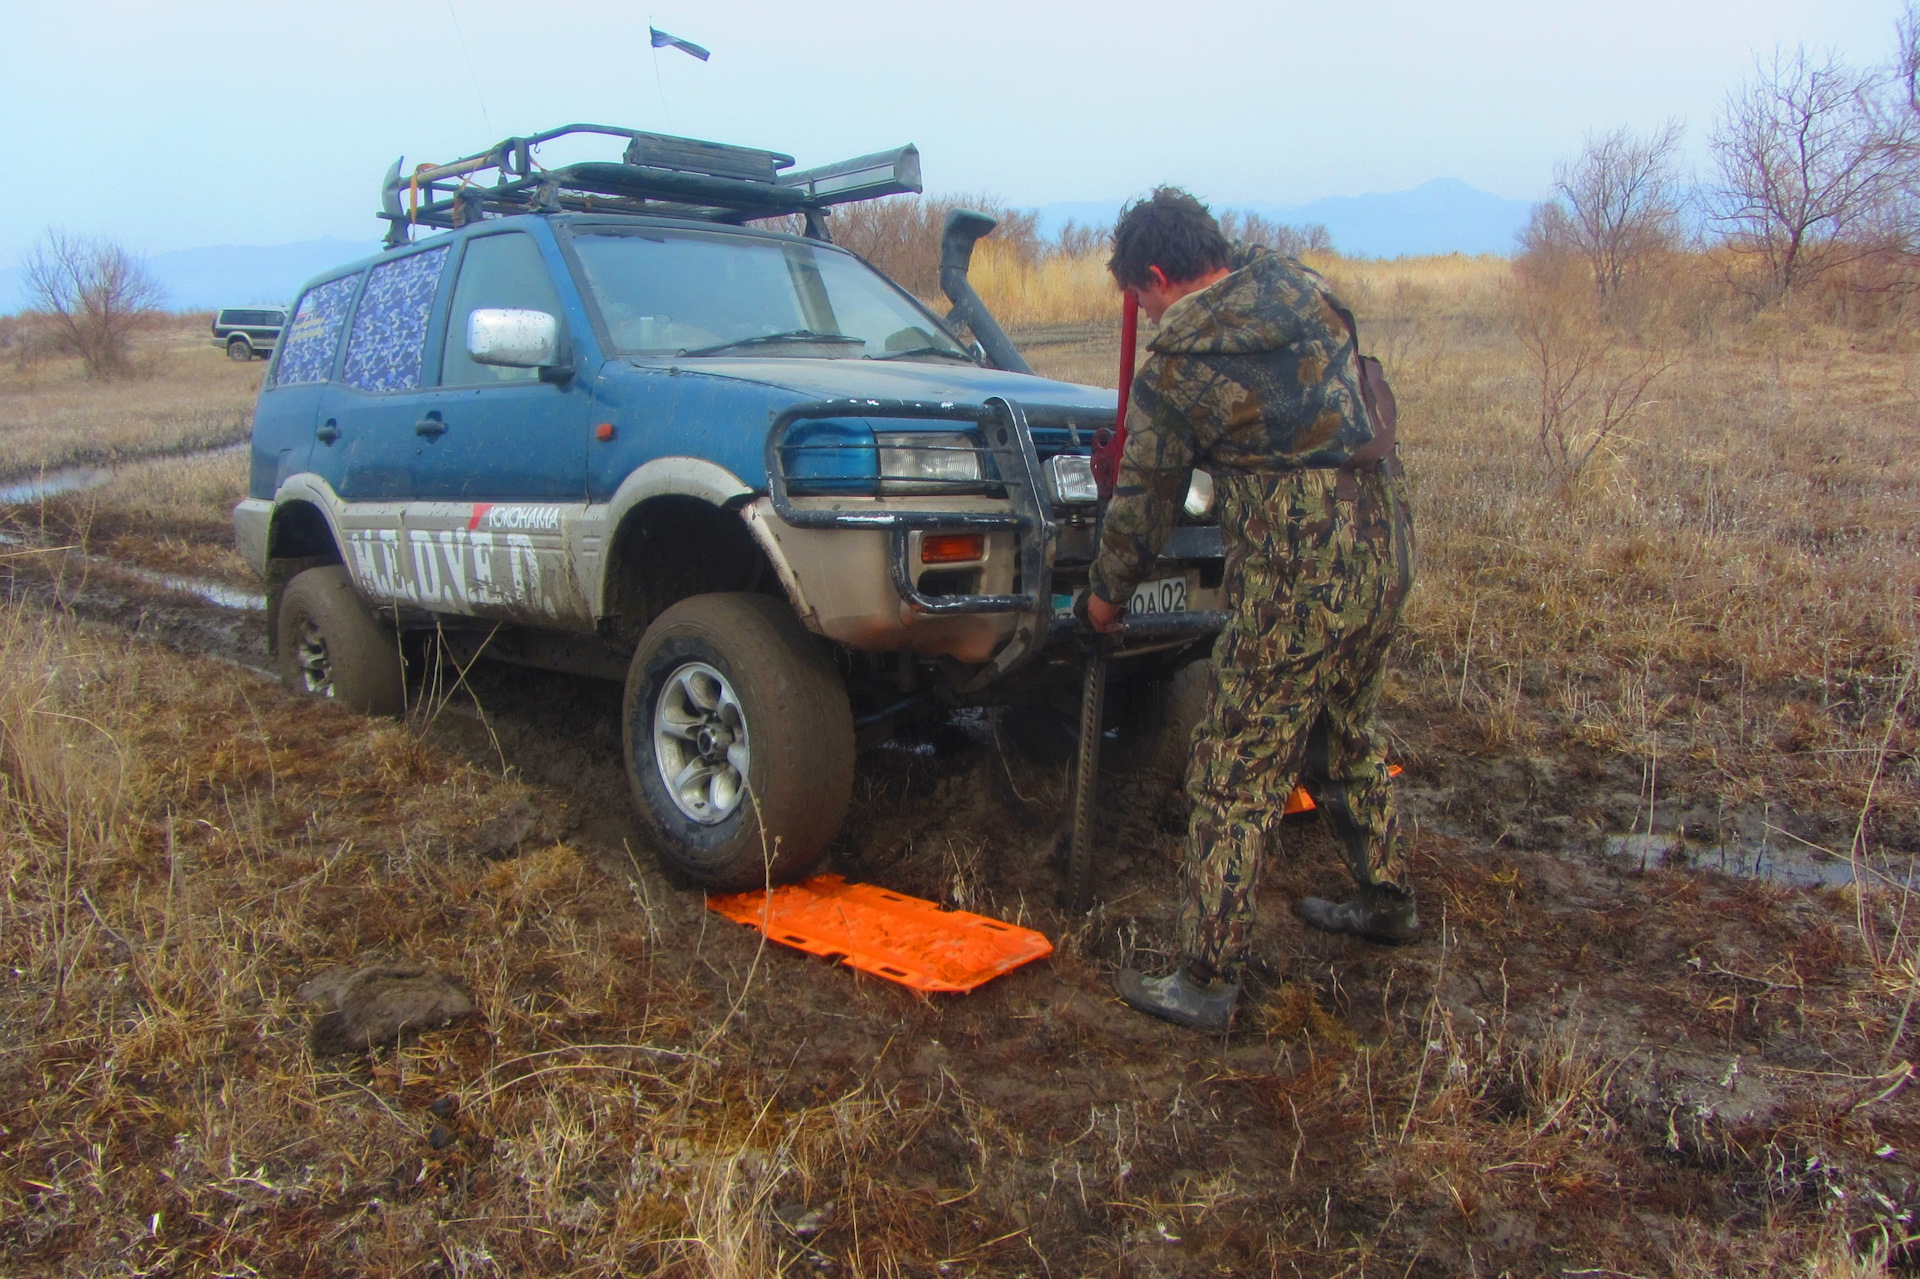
left=1088, top=245, right=1381, bottom=604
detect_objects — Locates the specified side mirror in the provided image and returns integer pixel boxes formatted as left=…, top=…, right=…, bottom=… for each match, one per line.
left=467, top=308, right=562, bottom=369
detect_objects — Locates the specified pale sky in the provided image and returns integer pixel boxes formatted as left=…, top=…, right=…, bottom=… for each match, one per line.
left=0, top=0, right=1907, bottom=262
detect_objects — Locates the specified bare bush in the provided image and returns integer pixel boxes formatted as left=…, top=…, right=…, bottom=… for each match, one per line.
left=21, top=229, right=164, bottom=379
left=1217, top=209, right=1334, bottom=257
left=1515, top=200, right=1588, bottom=289
left=1709, top=48, right=1915, bottom=301
left=1049, top=218, right=1108, bottom=260
left=822, top=195, right=1040, bottom=298
left=1512, top=275, right=1674, bottom=489
left=1547, top=121, right=1685, bottom=303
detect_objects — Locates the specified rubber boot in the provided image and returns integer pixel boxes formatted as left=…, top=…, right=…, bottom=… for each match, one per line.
left=1114, top=965, right=1240, bottom=1033
left=1295, top=883, right=1419, bottom=944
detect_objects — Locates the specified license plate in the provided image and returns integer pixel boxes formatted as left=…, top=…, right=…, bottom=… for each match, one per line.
left=1128, top=575, right=1189, bottom=615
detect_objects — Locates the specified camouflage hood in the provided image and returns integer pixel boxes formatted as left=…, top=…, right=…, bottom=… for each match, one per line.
left=1148, top=245, right=1344, bottom=358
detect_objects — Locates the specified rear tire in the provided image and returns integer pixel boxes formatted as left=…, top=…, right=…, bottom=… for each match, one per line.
left=623, top=593, right=854, bottom=891
left=226, top=336, right=253, bottom=361
left=275, top=566, right=406, bottom=715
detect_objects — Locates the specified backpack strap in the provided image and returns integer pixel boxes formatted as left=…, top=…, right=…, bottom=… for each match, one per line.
left=1328, top=299, right=1401, bottom=501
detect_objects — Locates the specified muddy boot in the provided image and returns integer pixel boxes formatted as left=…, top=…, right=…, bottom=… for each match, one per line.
left=1114, top=966, right=1239, bottom=1033
left=1295, top=883, right=1419, bottom=944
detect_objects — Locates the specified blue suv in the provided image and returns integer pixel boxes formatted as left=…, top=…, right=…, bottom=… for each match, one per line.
left=234, top=126, right=1226, bottom=889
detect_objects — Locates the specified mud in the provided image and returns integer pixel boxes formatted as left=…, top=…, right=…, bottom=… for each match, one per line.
left=4, top=540, right=1918, bottom=1272
left=0, top=438, right=247, bottom=497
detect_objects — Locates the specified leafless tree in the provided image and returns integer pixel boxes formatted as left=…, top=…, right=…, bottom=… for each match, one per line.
left=1049, top=218, right=1109, bottom=260
left=1708, top=48, right=1913, bottom=300
left=823, top=195, right=1041, bottom=298
left=1549, top=121, right=1685, bottom=302
left=1900, top=2, right=1919, bottom=119
left=1217, top=209, right=1334, bottom=257
left=22, top=229, right=163, bottom=378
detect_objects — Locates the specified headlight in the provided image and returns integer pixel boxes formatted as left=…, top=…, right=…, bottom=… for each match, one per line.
left=1045, top=454, right=1099, bottom=505
left=1184, top=469, right=1216, bottom=519
left=874, top=431, right=984, bottom=494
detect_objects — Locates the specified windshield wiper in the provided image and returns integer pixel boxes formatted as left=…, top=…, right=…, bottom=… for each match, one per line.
left=866, top=345, right=976, bottom=362
left=677, top=329, right=866, bottom=357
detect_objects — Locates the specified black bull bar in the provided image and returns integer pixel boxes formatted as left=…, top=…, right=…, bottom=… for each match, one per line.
left=766, top=396, right=1226, bottom=689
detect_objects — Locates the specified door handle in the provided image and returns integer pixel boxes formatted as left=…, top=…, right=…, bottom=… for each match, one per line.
left=414, top=415, right=447, bottom=438
left=315, top=420, right=340, bottom=444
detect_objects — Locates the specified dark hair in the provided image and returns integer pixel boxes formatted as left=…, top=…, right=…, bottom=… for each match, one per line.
left=1107, top=187, right=1231, bottom=290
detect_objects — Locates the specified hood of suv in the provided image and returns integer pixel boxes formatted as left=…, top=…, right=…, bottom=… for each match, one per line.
left=637, top=356, right=1118, bottom=415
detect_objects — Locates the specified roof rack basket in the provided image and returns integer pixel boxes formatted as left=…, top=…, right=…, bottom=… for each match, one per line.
left=379, top=124, right=921, bottom=247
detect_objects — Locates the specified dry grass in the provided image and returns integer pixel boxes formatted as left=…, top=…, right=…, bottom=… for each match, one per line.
left=1021, top=251, right=1920, bottom=847
left=0, top=604, right=969, bottom=1275
left=0, top=317, right=257, bottom=481
left=2, top=249, right=1919, bottom=1274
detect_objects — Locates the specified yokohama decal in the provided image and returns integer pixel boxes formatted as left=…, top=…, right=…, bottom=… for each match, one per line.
left=468, top=503, right=562, bottom=533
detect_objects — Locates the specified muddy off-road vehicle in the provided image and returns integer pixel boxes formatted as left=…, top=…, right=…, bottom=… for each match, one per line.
left=234, top=126, right=1228, bottom=889
left=212, top=306, right=287, bottom=361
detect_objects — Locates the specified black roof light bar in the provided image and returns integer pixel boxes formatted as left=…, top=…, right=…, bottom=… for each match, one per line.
left=378, top=124, right=922, bottom=247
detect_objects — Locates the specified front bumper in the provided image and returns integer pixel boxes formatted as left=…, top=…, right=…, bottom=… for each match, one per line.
left=766, top=397, right=1226, bottom=689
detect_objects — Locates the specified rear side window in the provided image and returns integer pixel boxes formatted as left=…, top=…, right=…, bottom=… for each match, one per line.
left=273, top=275, right=359, bottom=387
left=440, top=233, right=564, bottom=387
left=227, top=309, right=282, bottom=327
left=342, top=246, right=450, bottom=393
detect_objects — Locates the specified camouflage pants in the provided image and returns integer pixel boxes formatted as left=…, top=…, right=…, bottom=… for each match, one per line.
left=1179, top=467, right=1416, bottom=982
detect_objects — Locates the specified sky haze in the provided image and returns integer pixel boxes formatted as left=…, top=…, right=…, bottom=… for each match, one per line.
left=0, top=0, right=1908, bottom=266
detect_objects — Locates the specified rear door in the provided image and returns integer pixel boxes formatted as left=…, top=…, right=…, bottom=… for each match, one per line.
left=322, top=244, right=453, bottom=607
left=247, top=273, right=358, bottom=500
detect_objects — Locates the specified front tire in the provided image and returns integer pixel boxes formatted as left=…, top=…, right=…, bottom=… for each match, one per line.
left=623, top=593, right=854, bottom=891
left=275, top=566, right=406, bottom=716
left=226, top=336, right=253, bottom=361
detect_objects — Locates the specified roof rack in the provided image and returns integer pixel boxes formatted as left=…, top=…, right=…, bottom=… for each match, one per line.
left=378, top=124, right=921, bottom=247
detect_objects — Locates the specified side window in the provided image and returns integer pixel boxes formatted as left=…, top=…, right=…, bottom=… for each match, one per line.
left=441, top=233, right=564, bottom=387
left=271, top=274, right=358, bottom=387
left=341, top=246, right=450, bottom=393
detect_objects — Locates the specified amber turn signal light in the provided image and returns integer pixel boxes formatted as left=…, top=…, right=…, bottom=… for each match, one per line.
left=595, top=422, right=616, bottom=442
left=920, top=533, right=985, bottom=564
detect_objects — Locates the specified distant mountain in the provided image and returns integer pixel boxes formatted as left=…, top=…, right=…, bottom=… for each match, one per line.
left=1, top=237, right=383, bottom=314
left=1035, top=178, right=1536, bottom=258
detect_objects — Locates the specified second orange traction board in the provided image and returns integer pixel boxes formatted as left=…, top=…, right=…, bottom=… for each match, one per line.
left=1283, top=765, right=1403, bottom=816
left=706, top=875, right=1054, bottom=993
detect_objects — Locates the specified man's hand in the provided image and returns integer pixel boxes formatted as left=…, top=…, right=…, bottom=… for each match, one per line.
left=1085, top=592, right=1126, bottom=635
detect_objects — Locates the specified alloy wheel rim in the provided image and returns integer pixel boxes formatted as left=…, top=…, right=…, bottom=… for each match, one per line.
left=652, top=661, right=750, bottom=824
left=294, top=620, right=334, bottom=697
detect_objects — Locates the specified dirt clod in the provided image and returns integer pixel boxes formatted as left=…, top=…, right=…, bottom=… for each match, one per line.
left=296, top=963, right=476, bottom=1054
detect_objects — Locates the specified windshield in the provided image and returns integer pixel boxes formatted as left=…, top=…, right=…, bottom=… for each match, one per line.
left=568, top=227, right=974, bottom=362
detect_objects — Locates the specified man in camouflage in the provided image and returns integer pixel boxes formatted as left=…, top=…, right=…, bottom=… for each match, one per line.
left=1086, top=188, right=1418, bottom=1034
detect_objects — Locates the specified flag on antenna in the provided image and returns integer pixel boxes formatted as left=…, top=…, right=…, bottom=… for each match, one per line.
left=649, top=26, right=710, bottom=61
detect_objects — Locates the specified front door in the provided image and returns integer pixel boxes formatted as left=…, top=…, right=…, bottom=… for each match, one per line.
left=398, top=230, right=593, bottom=625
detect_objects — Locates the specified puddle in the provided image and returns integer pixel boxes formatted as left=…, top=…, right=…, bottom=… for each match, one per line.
left=0, top=467, right=114, bottom=504
left=120, top=565, right=266, bottom=612
left=0, top=531, right=263, bottom=612
left=1603, top=830, right=1867, bottom=888
left=0, top=441, right=247, bottom=505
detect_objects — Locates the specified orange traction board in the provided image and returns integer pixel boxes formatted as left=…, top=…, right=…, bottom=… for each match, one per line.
left=706, top=875, right=1054, bottom=993
left=1282, top=765, right=1403, bottom=817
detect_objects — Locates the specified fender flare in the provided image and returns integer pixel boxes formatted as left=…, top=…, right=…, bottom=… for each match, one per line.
left=591, top=457, right=814, bottom=628
left=265, top=474, right=352, bottom=559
